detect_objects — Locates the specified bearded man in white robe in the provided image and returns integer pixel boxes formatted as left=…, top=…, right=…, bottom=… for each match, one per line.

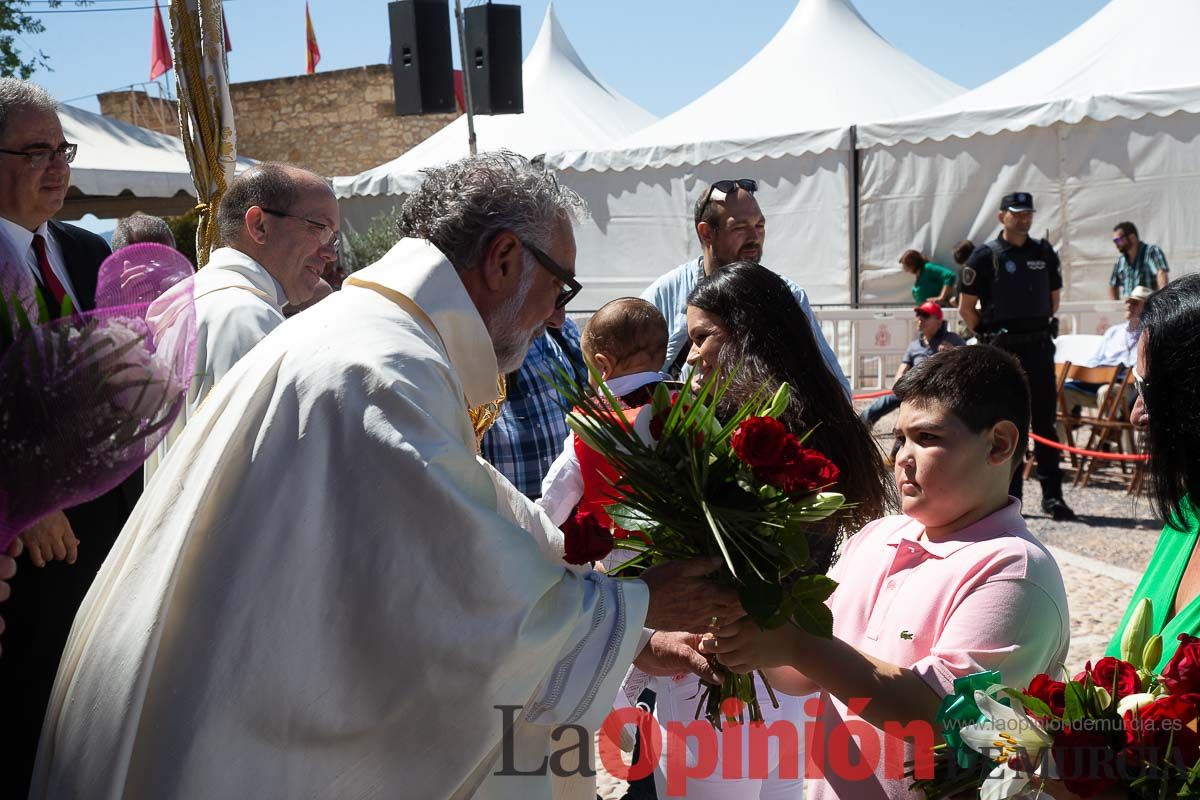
left=31, top=152, right=738, bottom=800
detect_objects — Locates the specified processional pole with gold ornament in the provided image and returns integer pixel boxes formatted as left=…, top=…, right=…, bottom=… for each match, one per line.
left=168, top=0, right=237, bottom=268
left=468, top=375, right=507, bottom=449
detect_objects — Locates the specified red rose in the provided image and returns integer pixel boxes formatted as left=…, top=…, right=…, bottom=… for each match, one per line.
left=1051, top=728, right=1119, bottom=798
left=731, top=416, right=790, bottom=469
left=562, top=510, right=614, bottom=565
left=1074, top=657, right=1140, bottom=702
left=648, top=395, right=692, bottom=441
left=1025, top=673, right=1066, bottom=717
left=757, top=444, right=841, bottom=496
left=1122, top=694, right=1200, bottom=772
left=1162, top=634, right=1200, bottom=695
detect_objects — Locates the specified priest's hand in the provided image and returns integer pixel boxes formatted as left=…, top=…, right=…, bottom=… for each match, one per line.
left=634, top=631, right=722, bottom=684
left=640, top=558, right=744, bottom=633
left=20, top=510, right=79, bottom=568
left=0, top=538, right=21, bottom=656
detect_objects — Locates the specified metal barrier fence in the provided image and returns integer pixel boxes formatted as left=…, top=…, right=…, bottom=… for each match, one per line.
left=810, top=300, right=1126, bottom=391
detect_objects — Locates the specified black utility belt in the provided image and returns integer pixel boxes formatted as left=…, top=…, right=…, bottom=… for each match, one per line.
left=978, top=328, right=1053, bottom=345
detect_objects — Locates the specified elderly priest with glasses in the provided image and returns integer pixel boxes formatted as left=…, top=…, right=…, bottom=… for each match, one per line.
left=31, top=152, right=741, bottom=800
left=641, top=178, right=848, bottom=392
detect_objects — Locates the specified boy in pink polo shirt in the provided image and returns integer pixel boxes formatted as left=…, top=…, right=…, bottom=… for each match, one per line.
left=700, top=345, right=1069, bottom=800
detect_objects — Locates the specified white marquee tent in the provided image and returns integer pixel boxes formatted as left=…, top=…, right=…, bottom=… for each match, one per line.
left=58, top=103, right=252, bottom=221
left=856, top=0, right=1200, bottom=303
left=544, top=0, right=962, bottom=308
left=334, top=2, right=657, bottom=234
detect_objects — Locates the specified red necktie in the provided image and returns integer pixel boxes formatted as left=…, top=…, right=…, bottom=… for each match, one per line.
left=31, top=233, right=68, bottom=311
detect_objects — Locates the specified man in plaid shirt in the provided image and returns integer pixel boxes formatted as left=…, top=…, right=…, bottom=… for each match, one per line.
left=1110, top=221, right=1169, bottom=299
left=481, top=318, right=587, bottom=498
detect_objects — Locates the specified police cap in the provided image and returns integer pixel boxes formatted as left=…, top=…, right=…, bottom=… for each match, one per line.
left=1000, top=192, right=1035, bottom=212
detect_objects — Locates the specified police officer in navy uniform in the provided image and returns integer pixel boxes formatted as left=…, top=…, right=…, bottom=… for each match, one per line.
left=958, top=191, right=1077, bottom=521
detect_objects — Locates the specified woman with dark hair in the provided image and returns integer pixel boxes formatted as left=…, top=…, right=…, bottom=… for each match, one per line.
left=639, top=262, right=893, bottom=800
left=1106, top=273, right=1200, bottom=666
left=686, top=261, right=895, bottom=555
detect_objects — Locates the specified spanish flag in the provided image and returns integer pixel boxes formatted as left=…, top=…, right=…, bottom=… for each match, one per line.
left=305, top=1, right=320, bottom=75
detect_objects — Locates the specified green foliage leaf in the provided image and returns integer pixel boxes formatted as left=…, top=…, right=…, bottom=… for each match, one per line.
left=1063, top=679, right=1088, bottom=723
left=1003, top=690, right=1056, bottom=719
left=791, top=597, right=834, bottom=638
left=606, top=503, right=655, bottom=533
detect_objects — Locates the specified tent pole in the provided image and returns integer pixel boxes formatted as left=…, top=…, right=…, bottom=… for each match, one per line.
left=454, top=0, right=478, bottom=156
left=848, top=124, right=861, bottom=308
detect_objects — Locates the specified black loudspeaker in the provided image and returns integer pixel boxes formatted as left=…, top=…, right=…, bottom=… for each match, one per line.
left=389, top=0, right=455, bottom=115
left=463, top=3, right=523, bottom=115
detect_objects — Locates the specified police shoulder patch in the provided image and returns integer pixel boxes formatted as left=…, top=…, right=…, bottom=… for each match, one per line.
left=961, top=266, right=976, bottom=286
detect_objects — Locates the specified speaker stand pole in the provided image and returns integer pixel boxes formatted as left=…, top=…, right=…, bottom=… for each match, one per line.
left=454, top=0, right=478, bottom=156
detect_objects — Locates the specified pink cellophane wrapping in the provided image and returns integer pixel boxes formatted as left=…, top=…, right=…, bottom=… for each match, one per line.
left=0, top=242, right=197, bottom=547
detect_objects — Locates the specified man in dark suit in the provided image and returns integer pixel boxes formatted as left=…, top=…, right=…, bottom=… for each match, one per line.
left=0, top=77, right=143, bottom=798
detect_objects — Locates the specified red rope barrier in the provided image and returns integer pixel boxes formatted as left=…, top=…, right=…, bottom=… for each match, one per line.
left=1028, top=432, right=1150, bottom=462
left=852, top=389, right=1150, bottom=463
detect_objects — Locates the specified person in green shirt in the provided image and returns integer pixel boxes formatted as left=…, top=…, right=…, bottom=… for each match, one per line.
left=1107, top=274, right=1200, bottom=669
left=900, top=248, right=957, bottom=305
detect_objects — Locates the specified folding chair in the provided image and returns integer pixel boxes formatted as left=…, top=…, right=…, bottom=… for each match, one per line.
left=1073, top=369, right=1135, bottom=488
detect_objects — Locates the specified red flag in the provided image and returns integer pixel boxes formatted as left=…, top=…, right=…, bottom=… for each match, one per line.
left=222, top=8, right=232, bottom=53
left=149, top=0, right=173, bottom=81
left=305, top=2, right=320, bottom=75
left=453, top=69, right=465, bottom=112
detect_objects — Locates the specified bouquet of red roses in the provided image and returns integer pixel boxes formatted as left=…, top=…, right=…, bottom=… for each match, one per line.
left=553, top=368, right=847, bottom=726
left=910, top=598, right=1200, bottom=800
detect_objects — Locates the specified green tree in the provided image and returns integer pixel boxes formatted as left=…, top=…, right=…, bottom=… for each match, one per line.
left=164, top=209, right=199, bottom=267
left=341, top=207, right=404, bottom=273
left=0, top=2, right=92, bottom=79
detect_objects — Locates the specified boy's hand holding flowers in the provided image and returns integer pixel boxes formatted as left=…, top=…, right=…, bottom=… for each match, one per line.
left=698, top=618, right=804, bottom=673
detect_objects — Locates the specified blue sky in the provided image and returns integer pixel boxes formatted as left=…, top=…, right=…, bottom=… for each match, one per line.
left=28, top=0, right=1109, bottom=118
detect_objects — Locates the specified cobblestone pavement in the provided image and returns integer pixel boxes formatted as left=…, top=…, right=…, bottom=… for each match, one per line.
left=597, top=435, right=1160, bottom=799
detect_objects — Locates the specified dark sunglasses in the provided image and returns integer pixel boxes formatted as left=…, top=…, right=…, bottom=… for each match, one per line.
left=521, top=240, right=581, bottom=309
left=695, top=178, right=758, bottom=224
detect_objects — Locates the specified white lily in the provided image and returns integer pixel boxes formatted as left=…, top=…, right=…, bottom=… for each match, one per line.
left=958, top=690, right=1056, bottom=800
left=1116, top=691, right=1158, bottom=717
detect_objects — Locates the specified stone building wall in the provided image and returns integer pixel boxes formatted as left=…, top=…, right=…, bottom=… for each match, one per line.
left=97, top=88, right=181, bottom=137
left=98, top=64, right=458, bottom=178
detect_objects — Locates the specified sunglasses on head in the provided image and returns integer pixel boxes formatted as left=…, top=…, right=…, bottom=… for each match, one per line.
left=695, top=179, right=758, bottom=224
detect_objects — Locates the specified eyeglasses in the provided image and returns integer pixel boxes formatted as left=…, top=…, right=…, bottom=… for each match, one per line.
left=695, top=178, right=758, bottom=224
left=260, top=207, right=340, bottom=252
left=521, top=240, right=581, bottom=309
left=1133, top=368, right=1150, bottom=403
left=0, top=143, right=77, bottom=168
left=1113, top=236, right=1128, bottom=245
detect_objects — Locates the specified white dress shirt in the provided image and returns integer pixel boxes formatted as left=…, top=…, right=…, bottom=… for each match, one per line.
left=0, top=216, right=82, bottom=310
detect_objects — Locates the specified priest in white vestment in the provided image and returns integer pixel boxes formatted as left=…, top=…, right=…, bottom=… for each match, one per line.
left=32, top=153, right=739, bottom=800
left=188, top=163, right=339, bottom=414
left=145, top=164, right=340, bottom=484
